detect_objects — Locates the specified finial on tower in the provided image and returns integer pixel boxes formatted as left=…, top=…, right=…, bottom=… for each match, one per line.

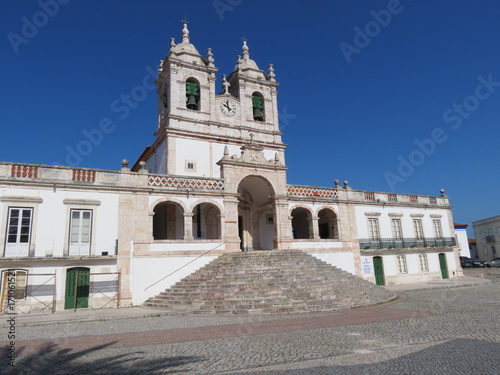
left=268, top=64, right=275, bottom=82
left=181, top=20, right=190, bottom=43
left=206, top=48, right=214, bottom=67
left=169, top=37, right=176, bottom=56
left=242, top=39, right=250, bottom=60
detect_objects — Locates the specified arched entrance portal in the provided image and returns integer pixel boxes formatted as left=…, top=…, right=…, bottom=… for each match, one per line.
left=237, top=176, right=276, bottom=251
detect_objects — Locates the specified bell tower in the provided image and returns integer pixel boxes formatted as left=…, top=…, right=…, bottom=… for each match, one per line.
left=155, top=23, right=218, bottom=131
left=134, top=24, right=286, bottom=178
left=226, top=40, right=281, bottom=141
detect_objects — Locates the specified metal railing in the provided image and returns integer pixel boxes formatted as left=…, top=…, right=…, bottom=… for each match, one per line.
left=73, top=271, right=121, bottom=311
left=359, top=237, right=456, bottom=250
left=144, top=241, right=226, bottom=292
left=485, top=235, right=496, bottom=243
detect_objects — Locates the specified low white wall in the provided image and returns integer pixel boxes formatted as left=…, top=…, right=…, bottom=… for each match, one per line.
left=291, top=241, right=343, bottom=250
left=149, top=242, right=225, bottom=252
left=310, top=252, right=355, bottom=275
left=131, top=255, right=217, bottom=305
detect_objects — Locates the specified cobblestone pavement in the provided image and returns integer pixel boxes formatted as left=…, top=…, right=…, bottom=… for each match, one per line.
left=2, top=273, right=500, bottom=374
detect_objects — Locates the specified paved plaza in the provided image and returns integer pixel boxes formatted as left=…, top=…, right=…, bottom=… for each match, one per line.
left=1, top=270, right=500, bottom=374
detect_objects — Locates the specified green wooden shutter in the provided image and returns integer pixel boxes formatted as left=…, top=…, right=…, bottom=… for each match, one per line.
left=252, top=95, right=263, bottom=109
left=186, top=81, right=199, bottom=96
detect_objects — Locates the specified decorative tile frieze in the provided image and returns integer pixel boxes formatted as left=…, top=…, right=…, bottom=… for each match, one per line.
left=287, top=186, right=338, bottom=198
left=148, top=175, right=224, bottom=190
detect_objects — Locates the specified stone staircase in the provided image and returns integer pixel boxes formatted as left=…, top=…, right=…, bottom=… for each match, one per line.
left=144, top=250, right=397, bottom=314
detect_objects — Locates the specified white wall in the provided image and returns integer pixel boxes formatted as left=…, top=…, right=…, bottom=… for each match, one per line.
left=355, top=206, right=452, bottom=239
left=455, top=228, right=471, bottom=258
left=0, top=186, right=119, bottom=258
left=131, top=255, right=217, bottom=305
left=311, top=252, right=355, bottom=275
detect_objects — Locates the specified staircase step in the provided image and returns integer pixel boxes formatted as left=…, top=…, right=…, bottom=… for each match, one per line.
left=144, top=250, right=396, bottom=315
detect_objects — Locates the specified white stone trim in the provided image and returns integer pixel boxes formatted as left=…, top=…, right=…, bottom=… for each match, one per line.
left=63, top=199, right=101, bottom=206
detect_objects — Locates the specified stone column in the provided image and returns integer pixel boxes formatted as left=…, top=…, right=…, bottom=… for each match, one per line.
left=223, top=194, right=241, bottom=252
left=183, top=213, right=194, bottom=240
left=312, top=216, right=320, bottom=239
left=274, top=197, right=292, bottom=250
left=338, top=202, right=362, bottom=276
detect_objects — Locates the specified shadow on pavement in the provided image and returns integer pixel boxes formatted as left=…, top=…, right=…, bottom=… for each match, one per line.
left=0, top=341, right=205, bottom=374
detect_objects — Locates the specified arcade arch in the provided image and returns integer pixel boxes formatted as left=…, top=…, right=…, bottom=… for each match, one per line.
left=237, top=176, right=276, bottom=251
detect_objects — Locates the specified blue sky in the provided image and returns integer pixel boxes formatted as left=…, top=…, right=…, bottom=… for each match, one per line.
left=2, top=0, right=500, bottom=235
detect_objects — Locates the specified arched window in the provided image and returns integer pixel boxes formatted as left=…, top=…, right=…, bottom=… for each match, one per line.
left=186, top=78, right=200, bottom=110
left=192, top=203, right=221, bottom=240
left=153, top=202, right=184, bottom=240
left=252, top=92, right=265, bottom=121
left=291, top=207, right=312, bottom=239
left=318, top=208, right=339, bottom=239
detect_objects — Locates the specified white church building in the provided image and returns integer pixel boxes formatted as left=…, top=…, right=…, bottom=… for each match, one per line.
left=0, top=24, right=462, bottom=314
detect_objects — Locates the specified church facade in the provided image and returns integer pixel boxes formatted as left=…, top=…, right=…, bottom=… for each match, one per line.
left=0, top=25, right=462, bottom=313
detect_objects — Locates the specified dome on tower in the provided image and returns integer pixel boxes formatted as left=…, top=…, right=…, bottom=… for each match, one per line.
left=232, top=40, right=267, bottom=80
left=169, top=23, right=207, bottom=66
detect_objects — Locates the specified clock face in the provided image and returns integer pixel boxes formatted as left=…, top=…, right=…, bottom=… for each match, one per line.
left=220, top=99, right=236, bottom=116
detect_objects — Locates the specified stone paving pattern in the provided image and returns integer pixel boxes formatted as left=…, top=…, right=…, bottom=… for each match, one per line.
left=1, top=269, right=499, bottom=374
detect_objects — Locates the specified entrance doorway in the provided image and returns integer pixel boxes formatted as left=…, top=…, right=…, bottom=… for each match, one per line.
left=237, top=176, right=276, bottom=251
left=373, top=256, right=385, bottom=285
left=438, top=253, right=449, bottom=279
left=65, top=267, right=90, bottom=309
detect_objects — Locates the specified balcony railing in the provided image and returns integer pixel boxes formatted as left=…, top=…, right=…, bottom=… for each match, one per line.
left=359, top=237, right=456, bottom=250
left=485, top=235, right=496, bottom=243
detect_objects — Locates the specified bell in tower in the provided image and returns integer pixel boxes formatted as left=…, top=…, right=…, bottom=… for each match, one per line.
left=186, top=80, right=200, bottom=110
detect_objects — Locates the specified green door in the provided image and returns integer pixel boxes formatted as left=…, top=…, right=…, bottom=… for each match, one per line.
left=373, top=256, right=385, bottom=285
left=439, top=253, right=449, bottom=279
left=65, top=267, right=90, bottom=309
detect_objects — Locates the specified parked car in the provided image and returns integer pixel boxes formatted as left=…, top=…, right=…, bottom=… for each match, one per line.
left=486, top=258, right=500, bottom=268
left=460, top=256, right=469, bottom=268
left=468, top=258, right=487, bottom=268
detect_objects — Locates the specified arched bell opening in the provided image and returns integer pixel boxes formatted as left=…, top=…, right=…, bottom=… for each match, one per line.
left=251, top=92, right=265, bottom=121
left=186, top=78, right=200, bottom=111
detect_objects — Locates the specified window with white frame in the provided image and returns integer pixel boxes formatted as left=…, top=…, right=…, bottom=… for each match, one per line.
left=483, top=245, right=488, bottom=255
left=433, top=220, right=443, bottom=238
left=481, top=230, right=486, bottom=239
left=391, top=219, right=402, bottom=239
left=69, top=210, right=92, bottom=256
left=397, top=255, right=408, bottom=274
left=184, top=160, right=196, bottom=172
left=413, top=219, right=424, bottom=239
left=4, top=207, right=33, bottom=257
left=368, top=218, right=380, bottom=240
left=497, top=227, right=500, bottom=236
left=418, top=254, right=429, bottom=272
left=1, top=269, right=28, bottom=300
